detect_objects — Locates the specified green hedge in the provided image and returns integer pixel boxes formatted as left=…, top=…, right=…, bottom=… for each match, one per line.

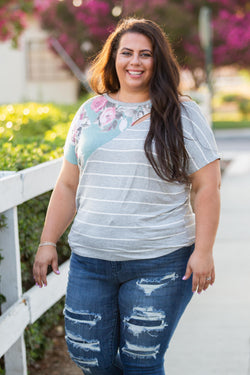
left=0, top=99, right=88, bottom=369
left=213, top=120, right=250, bottom=129
left=0, top=102, right=79, bottom=170
left=221, top=93, right=250, bottom=118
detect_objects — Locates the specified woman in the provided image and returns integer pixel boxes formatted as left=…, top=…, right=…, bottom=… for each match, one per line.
left=33, top=18, right=221, bottom=375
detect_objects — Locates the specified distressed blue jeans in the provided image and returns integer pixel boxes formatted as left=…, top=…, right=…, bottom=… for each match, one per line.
left=64, top=244, right=194, bottom=375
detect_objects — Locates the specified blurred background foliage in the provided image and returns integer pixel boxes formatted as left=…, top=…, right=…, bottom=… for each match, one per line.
left=1, top=0, right=249, bottom=87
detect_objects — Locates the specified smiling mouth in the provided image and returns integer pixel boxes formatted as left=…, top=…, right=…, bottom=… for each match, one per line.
left=127, top=70, right=144, bottom=76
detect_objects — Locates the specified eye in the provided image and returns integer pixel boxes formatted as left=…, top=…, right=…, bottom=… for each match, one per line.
left=141, top=52, right=152, bottom=58
left=121, top=51, right=132, bottom=56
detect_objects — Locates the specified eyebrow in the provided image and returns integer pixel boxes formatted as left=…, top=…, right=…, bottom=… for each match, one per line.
left=120, top=47, right=152, bottom=53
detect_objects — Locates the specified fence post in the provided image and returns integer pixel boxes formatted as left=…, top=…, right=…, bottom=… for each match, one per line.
left=0, top=172, right=27, bottom=375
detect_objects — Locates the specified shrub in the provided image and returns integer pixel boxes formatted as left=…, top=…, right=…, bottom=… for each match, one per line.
left=221, top=93, right=241, bottom=103
left=220, top=93, right=250, bottom=121
left=238, top=98, right=250, bottom=118
left=0, top=102, right=78, bottom=170
left=0, top=98, right=87, bottom=368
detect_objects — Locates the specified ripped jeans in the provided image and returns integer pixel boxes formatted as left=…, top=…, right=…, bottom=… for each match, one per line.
left=64, top=244, right=194, bottom=375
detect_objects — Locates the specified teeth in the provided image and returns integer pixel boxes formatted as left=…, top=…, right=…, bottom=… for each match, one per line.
left=128, top=71, right=142, bottom=75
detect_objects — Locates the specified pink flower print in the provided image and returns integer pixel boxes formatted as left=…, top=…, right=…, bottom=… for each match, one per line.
left=79, top=109, right=85, bottom=120
left=119, top=118, right=128, bottom=131
left=71, top=126, right=78, bottom=144
left=99, top=107, right=116, bottom=130
left=91, top=96, right=108, bottom=112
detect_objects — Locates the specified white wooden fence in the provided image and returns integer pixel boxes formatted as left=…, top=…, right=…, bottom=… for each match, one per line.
left=0, top=158, right=70, bottom=375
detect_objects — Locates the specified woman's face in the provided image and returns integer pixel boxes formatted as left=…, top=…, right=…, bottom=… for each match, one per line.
left=115, top=32, right=154, bottom=95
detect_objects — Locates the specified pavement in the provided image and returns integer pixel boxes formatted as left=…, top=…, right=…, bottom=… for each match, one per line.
left=165, top=129, right=250, bottom=374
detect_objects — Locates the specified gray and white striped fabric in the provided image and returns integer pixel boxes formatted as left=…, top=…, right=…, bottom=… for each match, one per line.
left=65, top=97, right=219, bottom=261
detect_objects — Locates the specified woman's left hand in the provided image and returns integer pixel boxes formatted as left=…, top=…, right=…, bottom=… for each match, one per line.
left=182, top=250, right=215, bottom=293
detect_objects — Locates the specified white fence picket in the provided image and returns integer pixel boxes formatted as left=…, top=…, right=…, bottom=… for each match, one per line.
left=0, top=158, right=66, bottom=375
left=0, top=260, right=70, bottom=357
left=0, top=299, right=29, bottom=357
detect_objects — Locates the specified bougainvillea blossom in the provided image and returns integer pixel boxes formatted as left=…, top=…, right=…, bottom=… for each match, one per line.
left=0, top=0, right=249, bottom=82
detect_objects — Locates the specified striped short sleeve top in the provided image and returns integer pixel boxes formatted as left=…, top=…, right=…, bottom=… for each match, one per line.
left=64, top=94, right=219, bottom=261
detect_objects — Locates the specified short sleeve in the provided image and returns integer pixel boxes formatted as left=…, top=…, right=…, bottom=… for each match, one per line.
left=64, top=104, right=85, bottom=165
left=181, top=101, right=220, bottom=175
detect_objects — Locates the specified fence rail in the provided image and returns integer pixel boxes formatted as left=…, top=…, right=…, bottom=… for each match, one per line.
left=0, top=158, right=68, bottom=375
left=0, top=158, right=63, bottom=213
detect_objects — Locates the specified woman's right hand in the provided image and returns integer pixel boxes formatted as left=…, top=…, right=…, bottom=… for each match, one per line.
left=33, top=159, right=79, bottom=288
left=33, top=246, right=59, bottom=287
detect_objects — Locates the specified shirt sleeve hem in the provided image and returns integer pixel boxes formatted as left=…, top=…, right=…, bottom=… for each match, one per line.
left=188, top=155, right=220, bottom=175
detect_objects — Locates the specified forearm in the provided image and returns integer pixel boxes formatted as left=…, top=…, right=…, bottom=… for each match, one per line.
left=193, top=185, right=220, bottom=253
left=184, top=160, right=221, bottom=292
left=40, top=181, right=77, bottom=243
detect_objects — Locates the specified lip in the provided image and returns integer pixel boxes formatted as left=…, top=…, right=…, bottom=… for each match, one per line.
left=127, top=70, right=144, bottom=77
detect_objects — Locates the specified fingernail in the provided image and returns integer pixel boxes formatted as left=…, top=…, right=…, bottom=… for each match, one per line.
left=182, top=276, right=187, bottom=280
left=44, top=283, right=47, bottom=287
left=198, top=292, right=202, bottom=294
left=56, top=270, right=60, bottom=275
left=39, top=285, right=42, bottom=288
left=36, top=282, right=38, bottom=286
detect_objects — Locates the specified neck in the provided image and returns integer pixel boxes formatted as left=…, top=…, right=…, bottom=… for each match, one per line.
left=115, top=89, right=150, bottom=103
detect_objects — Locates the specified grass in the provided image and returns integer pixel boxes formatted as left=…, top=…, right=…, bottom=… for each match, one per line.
left=212, top=110, right=250, bottom=129
left=212, top=91, right=250, bottom=129
left=213, top=120, right=250, bottom=129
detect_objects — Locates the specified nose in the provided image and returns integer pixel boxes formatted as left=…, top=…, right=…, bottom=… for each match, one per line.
left=130, top=53, right=140, bottom=64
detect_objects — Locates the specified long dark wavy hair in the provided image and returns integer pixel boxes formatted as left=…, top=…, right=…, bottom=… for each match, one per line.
left=90, top=18, right=189, bottom=183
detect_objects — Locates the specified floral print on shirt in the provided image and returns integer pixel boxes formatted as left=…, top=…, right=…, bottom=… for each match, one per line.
left=68, top=94, right=151, bottom=153
left=69, top=94, right=151, bottom=162
left=91, top=95, right=151, bottom=132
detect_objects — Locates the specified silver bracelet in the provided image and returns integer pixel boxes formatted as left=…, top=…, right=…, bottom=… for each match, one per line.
left=39, top=241, right=57, bottom=248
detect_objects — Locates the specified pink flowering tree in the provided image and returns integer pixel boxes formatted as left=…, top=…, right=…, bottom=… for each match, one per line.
left=0, top=0, right=52, bottom=46
left=0, top=0, right=116, bottom=69
left=40, top=0, right=117, bottom=69
left=123, top=0, right=250, bottom=86
left=0, top=0, right=249, bottom=86
left=0, top=0, right=31, bottom=46
left=182, top=0, right=250, bottom=68
left=211, top=6, right=250, bottom=66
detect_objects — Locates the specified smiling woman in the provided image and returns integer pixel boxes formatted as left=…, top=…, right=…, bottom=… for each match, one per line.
left=33, top=17, right=221, bottom=375
left=113, top=33, right=154, bottom=102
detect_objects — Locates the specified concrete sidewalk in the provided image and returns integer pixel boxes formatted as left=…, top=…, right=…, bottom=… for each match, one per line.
left=214, top=128, right=250, bottom=153
left=165, top=152, right=250, bottom=374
